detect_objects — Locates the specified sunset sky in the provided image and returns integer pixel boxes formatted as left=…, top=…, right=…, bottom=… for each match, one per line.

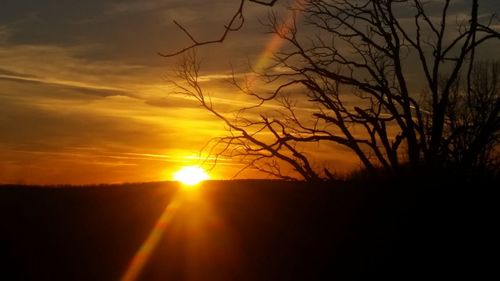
left=1, top=0, right=499, bottom=184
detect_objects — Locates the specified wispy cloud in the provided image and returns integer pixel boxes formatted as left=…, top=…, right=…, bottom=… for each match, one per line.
left=106, top=0, right=173, bottom=14
left=0, top=71, right=128, bottom=97
left=0, top=25, right=8, bottom=43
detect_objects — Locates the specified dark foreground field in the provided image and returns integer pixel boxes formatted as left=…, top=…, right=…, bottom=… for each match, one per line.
left=0, top=179, right=496, bottom=281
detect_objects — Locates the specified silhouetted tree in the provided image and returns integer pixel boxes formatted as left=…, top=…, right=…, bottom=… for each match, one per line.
left=168, top=0, right=500, bottom=180
left=440, top=61, right=500, bottom=174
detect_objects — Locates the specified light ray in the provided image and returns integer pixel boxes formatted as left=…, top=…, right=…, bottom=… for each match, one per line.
left=119, top=184, right=242, bottom=281
left=253, top=0, right=308, bottom=74
left=120, top=192, right=182, bottom=281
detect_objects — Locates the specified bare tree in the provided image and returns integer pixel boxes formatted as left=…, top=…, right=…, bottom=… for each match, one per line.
left=168, top=0, right=500, bottom=180
left=442, top=61, right=500, bottom=174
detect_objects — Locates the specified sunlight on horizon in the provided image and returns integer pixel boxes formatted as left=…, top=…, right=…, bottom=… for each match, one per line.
left=173, top=166, right=210, bottom=186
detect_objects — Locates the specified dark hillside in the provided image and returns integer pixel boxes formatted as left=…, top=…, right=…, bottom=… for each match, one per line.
left=0, top=179, right=496, bottom=281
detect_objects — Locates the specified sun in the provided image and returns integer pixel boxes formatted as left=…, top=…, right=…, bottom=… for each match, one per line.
left=173, top=166, right=210, bottom=186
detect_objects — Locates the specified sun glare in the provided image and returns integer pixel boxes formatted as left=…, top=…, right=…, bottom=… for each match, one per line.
left=173, top=166, right=209, bottom=186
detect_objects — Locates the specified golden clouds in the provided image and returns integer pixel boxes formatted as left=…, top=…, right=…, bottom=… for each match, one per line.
left=0, top=42, right=244, bottom=184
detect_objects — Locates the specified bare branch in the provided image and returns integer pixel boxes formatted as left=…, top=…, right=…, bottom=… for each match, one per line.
left=160, top=0, right=280, bottom=57
left=159, top=0, right=246, bottom=57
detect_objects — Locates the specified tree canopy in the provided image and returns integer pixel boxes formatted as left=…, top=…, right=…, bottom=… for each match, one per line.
left=168, top=0, right=500, bottom=180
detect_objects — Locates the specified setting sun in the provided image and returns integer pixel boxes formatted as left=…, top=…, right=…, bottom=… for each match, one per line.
left=173, top=166, right=210, bottom=186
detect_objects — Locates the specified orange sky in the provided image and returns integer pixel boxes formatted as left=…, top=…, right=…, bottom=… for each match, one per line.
left=1, top=0, right=499, bottom=184
left=0, top=1, right=291, bottom=184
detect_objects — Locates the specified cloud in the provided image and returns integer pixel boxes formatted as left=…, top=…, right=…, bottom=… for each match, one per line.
left=106, top=0, right=174, bottom=15
left=0, top=67, right=36, bottom=79
left=0, top=71, right=128, bottom=98
left=0, top=25, right=8, bottom=43
left=0, top=94, right=235, bottom=184
left=144, top=96, right=200, bottom=108
left=0, top=43, right=155, bottom=103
